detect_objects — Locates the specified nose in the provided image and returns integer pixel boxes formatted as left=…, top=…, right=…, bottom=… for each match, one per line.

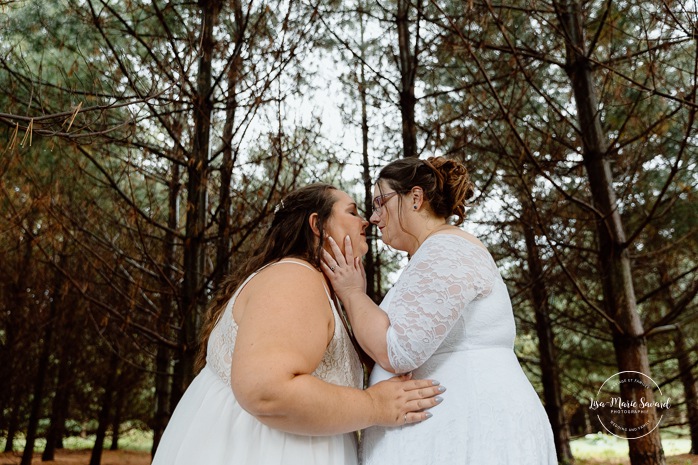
left=369, top=211, right=380, bottom=224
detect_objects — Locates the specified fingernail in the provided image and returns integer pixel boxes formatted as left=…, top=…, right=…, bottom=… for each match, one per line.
left=431, top=380, right=440, bottom=386
left=435, top=396, right=443, bottom=403
left=437, top=386, right=446, bottom=393
left=345, top=235, right=350, bottom=241
left=425, top=412, right=433, bottom=419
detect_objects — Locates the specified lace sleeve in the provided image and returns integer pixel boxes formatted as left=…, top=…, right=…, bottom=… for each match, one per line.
left=385, top=235, right=498, bottom=373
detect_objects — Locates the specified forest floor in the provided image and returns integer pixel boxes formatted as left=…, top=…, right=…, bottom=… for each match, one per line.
left=576, top=455, right=698, bottom=465
left=1, top=430, right=696, bottom=465
left=0, top=450, right=148, bottom=465
left=1, top=450, right=698, bottom=465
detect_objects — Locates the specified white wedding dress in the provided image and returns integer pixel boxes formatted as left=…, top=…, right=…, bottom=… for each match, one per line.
left=362, top=234, right=557, bottom=465
left=152, top=261, right=363, bottom=465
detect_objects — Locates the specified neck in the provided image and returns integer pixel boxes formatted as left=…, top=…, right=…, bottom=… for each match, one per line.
left=409, top=221, right=450, bottom=255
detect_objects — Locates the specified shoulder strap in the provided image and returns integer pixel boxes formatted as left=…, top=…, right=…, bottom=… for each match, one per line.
left=267, top=260, right=371, bottom=370
left=272, top=259, right=334, bottom=302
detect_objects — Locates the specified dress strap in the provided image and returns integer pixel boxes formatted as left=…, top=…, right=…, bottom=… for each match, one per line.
left=267, top=260, right=368, bottom=367
left=272, top=259, right=334, bottom=303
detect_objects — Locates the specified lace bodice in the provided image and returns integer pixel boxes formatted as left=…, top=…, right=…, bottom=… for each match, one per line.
left=363, top=234, right=556, bottom=465
left=206, top=261, right=363, bottom=389
left=384, top=233, right=514, bottom=373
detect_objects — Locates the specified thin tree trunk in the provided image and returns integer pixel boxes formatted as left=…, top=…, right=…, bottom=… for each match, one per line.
left=2, top=328, right=18, bottom=453
left=522, top=207, right=574, bottom=464
left=557, top=1, right=665, bottom=463
left=396, top=0, right=418, bottom=158
left=674, top=328, right=698, bottom=454
left=42, top=267, right=74, bottom=461
left=174, top=0, right=220, bottom=403
left=0, top=294, right=14, bottom=442
left=3, top=229, right=33, bottom=453
left=4, top=400, right=19, bottom=453
left=214, top=0, right=242, bottom=288
left=89, top=353, right=120, bottom=465
left=153, top=340, right=172, bottom=456
left=655, top=262, right=698, bottom=455
left=358, top=0, right=376, bottom=302
left=42, top=348, right=72, bottom=461
left=21, top=256, right=63, bottom=465
left=109, top=377, right=126, bottom=451
left=152, top=162, right=179, bottom=457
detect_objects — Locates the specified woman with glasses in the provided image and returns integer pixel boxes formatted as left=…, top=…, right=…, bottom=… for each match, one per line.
left=323, top=158, right=556, bottom=464
left=152, top=184, right=444, bottom=465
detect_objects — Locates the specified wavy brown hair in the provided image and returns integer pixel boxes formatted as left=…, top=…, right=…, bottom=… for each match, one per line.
left=377, top=156, right=474, bottom=225
left=195, top=183, right=339, bottom=371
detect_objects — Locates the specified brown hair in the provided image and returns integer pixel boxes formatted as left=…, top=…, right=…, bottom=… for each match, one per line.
left=377, top=156, right=474, bottom=225
left=195, top=183, right=339, bottom=371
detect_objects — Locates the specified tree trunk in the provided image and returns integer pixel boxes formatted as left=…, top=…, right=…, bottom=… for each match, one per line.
left=21, top=256, right=63, bottom=465
left=522, top=207, right=574, bottom=464
left=2, top=328, right=18, bottom=452
left=3, top=400, right=19, bottom=453
left=42, top=272, right=75, bottom=461
left=89, top=353, right=120, bottom=465
left=3, top=229, right=33, bottom=453
left=153, top=340, right=172, bottom=456
left=152, top=162, right=179, bottom=457
left=557, top=1, right=665, bottom=463
left=42, top=348, right=73, bottom=461
left=654, top=261, right=698, bottom=455
left=674, top=328, right=698, bottom=454
left=358, top=1, right=377, bottom=302
left=213, top=0, right=243, bottom=289
left=173, top=0, right=220, bottom=404
left=109, top=379, right=126, bottom=451
left=0, top=296, right=14, bottom=444
left=396, top=0, right=418, bottom=158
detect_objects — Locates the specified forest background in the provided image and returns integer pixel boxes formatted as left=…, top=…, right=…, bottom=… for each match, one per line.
left=0, top=1, right=697, bottom=465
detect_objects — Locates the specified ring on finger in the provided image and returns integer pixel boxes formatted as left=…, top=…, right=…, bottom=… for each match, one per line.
left=403, top=414, right=407, bottom=425
left=330, top=265, right=336, bottom=271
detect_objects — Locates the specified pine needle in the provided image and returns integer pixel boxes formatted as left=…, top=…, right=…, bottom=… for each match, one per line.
left=4, top=122, right=19, bottom=154
left=64, top=101, right=83, bottom=133
left=20, top=118, right=34, bottom=147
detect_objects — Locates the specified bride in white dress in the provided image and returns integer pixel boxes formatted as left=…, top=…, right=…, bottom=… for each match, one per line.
left=151, top=184, right=444, bottom=465
left=323, top=158, right=557, bottom=464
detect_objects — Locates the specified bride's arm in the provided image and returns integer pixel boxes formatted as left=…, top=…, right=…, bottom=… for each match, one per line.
left=324, top=235, right=496, bottom=374
left=320, top=240, right=395, bottom=371
left=230, top=262, right=441, bottom=436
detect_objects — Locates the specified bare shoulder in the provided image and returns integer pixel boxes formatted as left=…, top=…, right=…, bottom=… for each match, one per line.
left=230, top=259, right=336, bottom=390
left=255, top=259, right=324, bottom=287
left=234, top=259, right=331, bottom=323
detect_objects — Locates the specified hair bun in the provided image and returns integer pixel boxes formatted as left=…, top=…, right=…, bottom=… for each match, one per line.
left=426, top=157, right=474, bottom=224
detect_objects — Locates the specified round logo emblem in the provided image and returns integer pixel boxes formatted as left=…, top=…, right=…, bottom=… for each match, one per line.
left=589, top=371, right=671, bottom=439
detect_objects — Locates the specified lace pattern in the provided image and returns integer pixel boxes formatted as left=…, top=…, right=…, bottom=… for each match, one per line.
left=385, top=234, right=500, bottom=373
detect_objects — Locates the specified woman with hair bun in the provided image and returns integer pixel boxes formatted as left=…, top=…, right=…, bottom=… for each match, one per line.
left=152, top=183, right=444, bottom=465
left=323, top=158, right=556, bottom=464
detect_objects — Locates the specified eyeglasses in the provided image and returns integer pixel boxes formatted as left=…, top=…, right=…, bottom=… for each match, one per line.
left=372, top=191, right=398, bottom=214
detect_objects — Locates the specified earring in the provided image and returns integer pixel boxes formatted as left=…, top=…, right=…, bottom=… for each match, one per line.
left=413, top=205, right=417, bottom=210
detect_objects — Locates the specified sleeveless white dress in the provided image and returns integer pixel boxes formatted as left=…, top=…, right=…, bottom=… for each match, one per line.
left=152, top=261, right=363, bottom=465
left=362, top=234, right=556, bottom=465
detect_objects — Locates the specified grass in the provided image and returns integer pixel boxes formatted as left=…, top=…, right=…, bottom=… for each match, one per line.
left=1, top=428, right=696, bottom=464
left=572, top=430, right=693, bottom=464
left=0, top=429, right=153, bottom=454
